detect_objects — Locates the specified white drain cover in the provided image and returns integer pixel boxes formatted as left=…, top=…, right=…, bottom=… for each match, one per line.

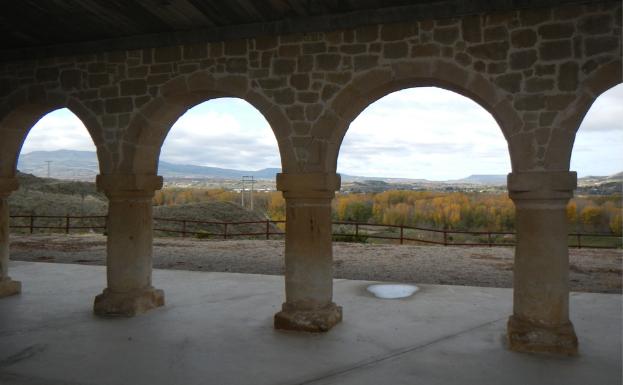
left=367, top=284, right=419, bottom=299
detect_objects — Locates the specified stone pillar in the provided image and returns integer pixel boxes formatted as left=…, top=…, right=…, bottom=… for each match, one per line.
left=507, top=171, right=578, bottom=355
left=274, top=173, right=342, bottom=332
left=0, top=177, right=21, bottom=298
left=93, top=174, right=164, bottom=317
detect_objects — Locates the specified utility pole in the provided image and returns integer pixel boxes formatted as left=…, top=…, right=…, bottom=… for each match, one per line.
left=242, top=176, right=255, bottom=210
left=45, top=160, right=52, bottom=178
left=241, top=177, right=245, bottom=207
left=250, top=176, right=255, bottom=210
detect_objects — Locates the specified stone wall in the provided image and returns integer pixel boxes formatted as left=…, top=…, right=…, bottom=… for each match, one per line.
left=0, top=1, right=620, bottom=177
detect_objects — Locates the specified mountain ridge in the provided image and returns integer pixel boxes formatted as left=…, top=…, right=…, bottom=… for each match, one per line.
left=16, top=150, right=621, bottom=186
left=15, top=150, right=510, bottom=183
left=18, top=150, right=282, bottom=181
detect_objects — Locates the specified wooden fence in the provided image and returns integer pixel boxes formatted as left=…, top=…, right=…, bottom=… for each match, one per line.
left=8, top=214, right=621, bottom=249
left=153, top=217, right=285, bottom=240
left=9, top=214, right=108, bottom=233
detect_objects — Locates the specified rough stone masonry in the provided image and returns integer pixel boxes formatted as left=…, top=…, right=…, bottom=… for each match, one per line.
left=0, top=1, right=621, bottom=355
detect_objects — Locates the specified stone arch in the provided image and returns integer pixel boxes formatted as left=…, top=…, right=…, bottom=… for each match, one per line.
left=545, top=60, right=623, bottom=171
left=314, top=59, right=521, bottom=173
left=0, top=89, right=110, bottom=177
left=123, top=72, right=296, bottom=175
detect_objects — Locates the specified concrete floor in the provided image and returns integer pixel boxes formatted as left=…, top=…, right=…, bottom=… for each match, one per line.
left=0, top=261, right=621, bottom=385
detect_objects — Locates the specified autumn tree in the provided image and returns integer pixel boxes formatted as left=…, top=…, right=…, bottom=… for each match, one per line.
left=566, top=201, right=578, bottom=229
left=151, top=186, right=618, bottom=235
left=580, top=205, right=603, bottom=232
left=267, top=192, right=285, bottom=221
left=609, top=211, right=622, bottom=235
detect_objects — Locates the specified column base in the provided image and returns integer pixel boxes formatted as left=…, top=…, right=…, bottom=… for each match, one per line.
left=94, top=287, right=164, bottom=317
left=274, top=302, right=342, bottom=332
left=0, top=278, right=21, bottom=298
left=507, top=315, right=578, bottom=355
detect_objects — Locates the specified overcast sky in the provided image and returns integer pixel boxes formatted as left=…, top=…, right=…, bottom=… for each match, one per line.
left=20, top=84, right=623, bottom=180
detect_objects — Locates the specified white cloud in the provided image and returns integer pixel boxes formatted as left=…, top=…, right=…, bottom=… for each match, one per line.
left=161, top=98, right=281, bottom=170
left=17, top=85, right=622, bottom=179
left=571, top=84, right=623, bottom=176
left=20, top=109, right=96, bottom=154
left=576, top=85, right=623, bottom=132
left=337, top=87, right=511, bottom=179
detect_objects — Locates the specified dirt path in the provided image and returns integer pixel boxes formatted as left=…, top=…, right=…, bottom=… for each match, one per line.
left=9, top=234, right=622, bottom=293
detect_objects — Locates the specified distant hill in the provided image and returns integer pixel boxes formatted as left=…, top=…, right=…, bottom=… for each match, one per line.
left=18, top=150, right=99, bottom=180
left=17, top=150, right=282, bottom=181
left=578, top=172, right=623, bottom=186
left=16, top=150, right=622, bottom=189
left=455, top=174, right=507, bottom=185
left=577, top=172, right=623, bottom=195
left=339, top=175, right=430, bottom=183
left=451, top=173, right=623, bottom=187
left=343, top=174, right=508, bottom=187
left=158, top=161, right=280, bottom=180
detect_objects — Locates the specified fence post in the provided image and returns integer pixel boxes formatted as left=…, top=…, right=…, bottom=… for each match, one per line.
left=224, top=223, right=228, bottom=239
left=577, top=233, right=581, bottom=249
left=266, top=220, right=270, bottom=240
left=487, top=232, right=492, bottom=247
left=65, top=214, right=70, bottom=234
left=355, top=223, right=359, bottom=238
left=400, top=225, right=404, bottom=245
left=443, top=230, right=448, bottom=246
left=30, top=215, right=34, bottom=234
left=182, top=220, right=187, bottom=238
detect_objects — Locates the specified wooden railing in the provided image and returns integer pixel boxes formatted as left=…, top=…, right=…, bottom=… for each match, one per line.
left=332, top=220, right=514, bottom=247
left=153, top=217, right=285, bottom=240
left=331, top=221, right=620, bottom=249
left=9, top=214, right=108, bottom=234
left=7, top=214, right=621, bottom=249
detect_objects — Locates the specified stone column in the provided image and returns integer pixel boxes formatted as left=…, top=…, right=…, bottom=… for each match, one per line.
left=0, top=177, right=21, bottom=298
left=93, top=174, right=164, bottom=317
left=274, top=173, right=342, bottom=332
left=507, top=171, right=578, bottom=355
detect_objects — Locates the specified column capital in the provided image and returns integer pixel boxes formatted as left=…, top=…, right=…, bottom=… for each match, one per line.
left=96, top=174, right=163, bottom=199
left=0, top=177, right=18, bottom=198
left=276, top=172, right=341, bottom=199
left=507, top=171, right=576, bottom=201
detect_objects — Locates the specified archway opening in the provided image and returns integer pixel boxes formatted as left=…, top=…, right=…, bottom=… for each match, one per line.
left=338, top=87, right=510, bottom=180
left=9, top=108, right=107, bottom=254
left=153, top=97, right=286, bottom=249
left=334, top=86, right=517, bottom=287
left=568, top=83, right=623, bottom=252
left=17, top=108, right=99, bottom=180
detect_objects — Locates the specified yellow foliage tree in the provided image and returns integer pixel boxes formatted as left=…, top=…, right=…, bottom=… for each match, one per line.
left=580, top=205, right=603, bottom=231
left=267, top=192, right=285, bottom=222
left=609, top=210, right=622, bottom=235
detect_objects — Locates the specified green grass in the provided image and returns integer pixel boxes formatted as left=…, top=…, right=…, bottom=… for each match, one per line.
left=153, top=201, right=278, bottom=238
left=9, top=173, right=107, bottom=216
left=567, top=234, right=622, bottom=249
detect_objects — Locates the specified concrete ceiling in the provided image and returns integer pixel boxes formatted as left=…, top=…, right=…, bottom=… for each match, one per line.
left=0, top=0, right=418, bottom=50
left=0, top=0, right=602, bottom=61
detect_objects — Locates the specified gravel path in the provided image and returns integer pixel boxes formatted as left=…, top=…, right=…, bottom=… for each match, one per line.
left=9, top=234, right=622, bottom=293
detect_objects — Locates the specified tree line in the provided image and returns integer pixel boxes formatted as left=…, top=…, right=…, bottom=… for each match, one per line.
left=153, top=188, right=622, bottom=235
